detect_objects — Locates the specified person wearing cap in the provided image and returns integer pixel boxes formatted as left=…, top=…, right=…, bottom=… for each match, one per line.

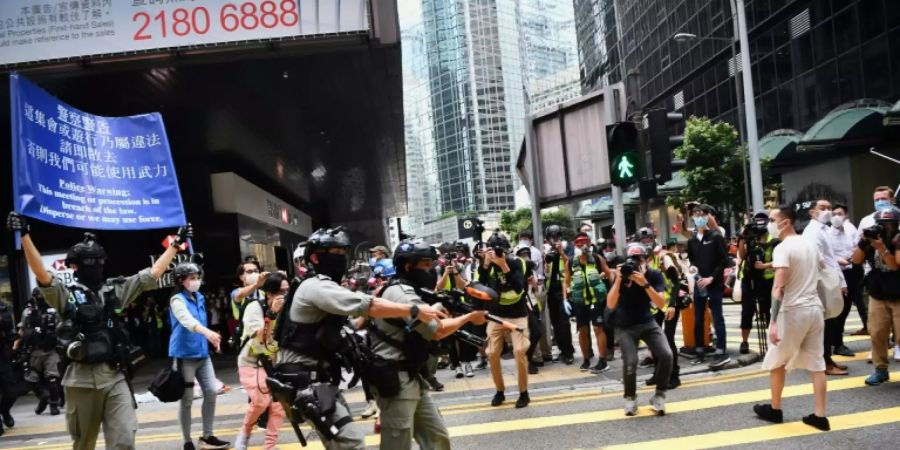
left=686, top=204, right=732, bottom=369
left=516, top=230, right=552, bottom=368
left=565, top=232, right=613, bottom=373
left=737, top=212, right=780, bottom=355
left=369, top=245, right=395, bottom=279
left=607, top=243, right=672, bottom=416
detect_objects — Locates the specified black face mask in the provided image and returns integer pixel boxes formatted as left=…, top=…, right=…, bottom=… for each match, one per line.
left=406, top=268, right=438, bottom=290
left=75, top=264, right=105, bottom=290
left=314, top=253, right=347, bottom=282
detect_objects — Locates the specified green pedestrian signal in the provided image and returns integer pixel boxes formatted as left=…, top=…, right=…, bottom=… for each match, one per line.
left=611, top=151, right=639, bottom=186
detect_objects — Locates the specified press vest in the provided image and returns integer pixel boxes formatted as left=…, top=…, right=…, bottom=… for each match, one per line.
left=495, top=258, right=527, bottom=305
left=169, top=291, right=209, bottom=359
left=569, top=257, right=607, bottom=305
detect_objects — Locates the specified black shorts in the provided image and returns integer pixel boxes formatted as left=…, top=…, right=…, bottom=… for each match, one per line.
left=573, top=302, right=604, bottom=328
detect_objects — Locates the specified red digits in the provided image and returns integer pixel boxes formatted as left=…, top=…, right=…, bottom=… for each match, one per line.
left=221, top=3, right=239, bottom=31
left=153, top=10, right=167, bottom=38
left=260, top=1, right=278, bottom=28
left=240, top=2, right=259, bottom=30
left=133, top=12, right=151, bottom=40
left=193, top=7, right=210, bottom=34
left=172, top=8, right=190, bottom=36
left=280, top=0, right=299, bottom=27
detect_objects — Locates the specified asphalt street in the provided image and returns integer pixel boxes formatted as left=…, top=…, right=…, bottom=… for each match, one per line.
left=0, top=302, right=896, bottom=450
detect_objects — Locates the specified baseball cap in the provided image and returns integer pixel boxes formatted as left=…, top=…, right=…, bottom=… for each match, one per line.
left=369, top=245, right=390, bottom=255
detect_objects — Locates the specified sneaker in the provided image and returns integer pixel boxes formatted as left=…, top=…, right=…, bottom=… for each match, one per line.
left=708, top=353, right=731, bottom=369
left=624, top=397, right=637, bottom=416
left=739, top=342, right=750, bottom=354
left=649, top=392, right=665, bottom=415
left=426, top=377, right=444, bottom=392
left=464, top=363, right=475, bottom=378
left=490, top=391, right=505, bottom=407
left=561, top=354, right=575, bottom=365
left=638, top=356, right=655, bottom=368
left=825, top=364, right=848, bottom=376
left=455, top=366, right=464, bottom=379
left=34, top=399, right=48, bottom=415
left=199, top=435, right=230, bottom=449
left=515, top=391, right=530, bottom=408
left=753, top=403, right=783, bottom=423
left=645, top=374, right=657, bottom=386
left=233, top=429, right=249, bottom=450
left=691, top=354, right=707, bottom=365
left=865, top=368, right=890, bottom=386
left=49, top=405, right=60, bottom=416
left=528, top=361, right=539, bottom=375
left=802, top=414, right=830, bottom=431
left=590, top=359, right=610, bottom=374
left=437, top=359, right=450, bottom=370
left=833, top=345, right=854, bottom=357
left=361, top=400, right=378, bottom=419
left=184, top=443, right=195, bottom=450
left=2, top=412, right=14, bottom=428
left=476, top=358, right=488, bottom=370
left=579, top=359, right=591, bottom=371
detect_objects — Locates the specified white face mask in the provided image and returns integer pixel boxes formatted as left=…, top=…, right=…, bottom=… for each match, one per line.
left=831, top=215, right=845, bottom=228
left=767, top=221, right=781, bottom=239
left=186, top=279, right=202, bottom=293
left=816, top=210, right=832, bottom=224
left=244, top=272, right=260, bottom=286
left=518, top=240, right=530, bottom=248
left=574, top=246, right=583, bottom=258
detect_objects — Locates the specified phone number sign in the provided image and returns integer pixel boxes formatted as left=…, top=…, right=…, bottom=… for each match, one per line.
left=0, top=0, right=369, bottom=66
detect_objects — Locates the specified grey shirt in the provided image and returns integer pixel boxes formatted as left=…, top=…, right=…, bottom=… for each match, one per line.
left=38, top=268, right=157, bottom=389
left=279, top=275, right=373, bottom=368
left=369, top=283, right=439, bottom=361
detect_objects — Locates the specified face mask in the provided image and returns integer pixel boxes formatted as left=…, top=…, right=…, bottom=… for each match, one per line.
left=518, top=240, right=530, bottom=248
left=875, top=199, right=892, bottom=211
left=574, top=247, right=583, bottom=258
left=185, top=279, right=202, bottom=293
left=831, top=215, right=845, bottom=228
left=407, top=268, right=438, bottom=290
left=244, top=272, right=260, bottom=286
left=604, top=251, right=617, bottom=261
left=767, top=221, right=781, bottom=239
left=679, top=252, right=688, bottom=260
left=693, top=216, right=708, bottom=228
left=816, top=210, right=832, bottom=224
left=75, top=265, right=104, bottom=290
left=314, top=253, right=348, bottom=281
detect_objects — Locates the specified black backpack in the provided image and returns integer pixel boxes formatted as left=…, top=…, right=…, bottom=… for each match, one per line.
left=149, top=359, right=191, bottom=403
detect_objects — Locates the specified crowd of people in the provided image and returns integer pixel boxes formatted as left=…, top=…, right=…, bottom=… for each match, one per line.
left=0, top=183, right=897, bottom=449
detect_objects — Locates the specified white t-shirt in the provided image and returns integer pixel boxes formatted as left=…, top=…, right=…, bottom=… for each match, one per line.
left=772, top=235, right=823, bottom=310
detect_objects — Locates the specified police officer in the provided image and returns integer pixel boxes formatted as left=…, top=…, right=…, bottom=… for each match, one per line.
left=17, top=290, right=63, bottom=416
left=276, top=227, right=443, bottom=449
left=369, top=240, right=486, bottom=449
left=737, top=212, right=779, bottom=355
left=7, top=211, right=189, bottom=450
left=0, top=298, right=18, bottom=436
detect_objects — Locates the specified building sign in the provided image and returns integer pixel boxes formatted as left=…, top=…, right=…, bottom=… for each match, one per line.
left=211, top=172, right=312, bottom=236
left=0, top=0, right=370, bottom=66
left=10, top=73, right=187, bottom=230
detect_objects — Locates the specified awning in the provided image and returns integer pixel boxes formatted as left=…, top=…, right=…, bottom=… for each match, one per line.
left=798, top=99, right=889, bottom=151
left=759, top=129, right=802, bottom=160
left=884, top=99, right=900, bottom=126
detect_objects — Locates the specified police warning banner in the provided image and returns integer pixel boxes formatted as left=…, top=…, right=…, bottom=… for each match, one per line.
left=10, top=72, right=187, bottom=230
left=0, top=0, right=370, bottom=66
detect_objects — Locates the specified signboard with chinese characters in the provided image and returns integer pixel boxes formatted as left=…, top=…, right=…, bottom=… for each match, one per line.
left=0, top=0, right=370, bottom=66
left=10, top=72, right=187, bottom=230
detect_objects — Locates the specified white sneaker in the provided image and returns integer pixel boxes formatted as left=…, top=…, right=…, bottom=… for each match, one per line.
left=650, top=393, right=666, bottom=415
left=361, top=400, right=378, bottom=419
left=464, top=363, right=475, bottom=377
left=233, top=429, right=249, bottom=450
left=455, top=366, right=464, bottom=378
left=894, top=345, right=900, bottom=362
left=624, top=397, right=637, bottom=416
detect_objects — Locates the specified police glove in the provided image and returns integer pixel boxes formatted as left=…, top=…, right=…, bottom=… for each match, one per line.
left=173, top=222, right=194, bottom=246
left=7, top=211, right=30, bottom=235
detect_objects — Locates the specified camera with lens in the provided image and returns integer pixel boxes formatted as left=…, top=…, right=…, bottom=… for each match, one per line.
left=444, top=252, right=458, bottom=262
left=863, top=224, right=884, bottom=240
left=620, top=257, right=641, bottom=278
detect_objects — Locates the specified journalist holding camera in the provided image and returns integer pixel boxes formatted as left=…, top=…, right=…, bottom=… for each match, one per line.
left=607, top=243, right=672, bottom=417
left=737, top=212, right=780, bottom=354
left=851, top=207, right=900, bottom=386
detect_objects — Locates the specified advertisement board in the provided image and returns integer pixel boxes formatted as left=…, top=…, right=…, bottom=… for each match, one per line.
left=26, top=251, right=73, bottom=293
left=0, top=0, right=370, bottom=66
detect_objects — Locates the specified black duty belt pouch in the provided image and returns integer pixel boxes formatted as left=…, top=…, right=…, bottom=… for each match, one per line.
left=149, top=359, right=187, bottom=403
left=272, top=362, right=314, bottom=387
left=83, top=329, right=114, bottom=364
left=313, top=383, right=341, bottom=416
left=366, top=355, right=402, bottom=398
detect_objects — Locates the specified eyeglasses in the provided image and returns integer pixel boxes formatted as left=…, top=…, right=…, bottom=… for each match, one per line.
left=244, top=269, right=260, bottom=274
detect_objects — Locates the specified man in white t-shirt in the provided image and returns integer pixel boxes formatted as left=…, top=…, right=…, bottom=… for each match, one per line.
left=754, top=205, right=830, bottom=431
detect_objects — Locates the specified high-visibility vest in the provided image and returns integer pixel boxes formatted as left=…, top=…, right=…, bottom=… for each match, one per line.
left=494, top=258, right=527, bottom=306
left=569, top=257, right=607, bottom=305
left=648, top=254, right=674, bottom=313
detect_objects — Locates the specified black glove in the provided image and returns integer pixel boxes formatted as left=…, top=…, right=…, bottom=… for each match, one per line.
left=7, top=211, right=30, bottom=235
left=173, top=222, right=193, bottom=246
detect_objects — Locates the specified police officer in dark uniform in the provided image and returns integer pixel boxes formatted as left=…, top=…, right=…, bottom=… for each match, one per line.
left=7, top=211, right=189, bottom=450
left=17, top=290, right=63, bottom=415
left=368, top=240, right=487, bottom=449
left=274, top=227, right=443, bottom=449
left=0, top=298, right=18, bottom=436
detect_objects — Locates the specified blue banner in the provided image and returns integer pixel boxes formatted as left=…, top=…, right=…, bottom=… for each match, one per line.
left=10, top=73, right=186, bottom=230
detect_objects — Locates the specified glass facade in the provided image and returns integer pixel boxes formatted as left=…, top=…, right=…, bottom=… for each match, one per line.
left=577, top=0, right=900, bottom=136
left=400, top=0, right=580, bottom=226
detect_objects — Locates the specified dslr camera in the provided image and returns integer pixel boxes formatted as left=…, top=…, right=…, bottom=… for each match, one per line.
left=620, top=256, right=642, bottom=278
left=863, top=224, right=883, bottom=240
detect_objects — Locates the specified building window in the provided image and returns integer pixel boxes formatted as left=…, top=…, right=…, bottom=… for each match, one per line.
left=790, top=8, right=811, bottom=39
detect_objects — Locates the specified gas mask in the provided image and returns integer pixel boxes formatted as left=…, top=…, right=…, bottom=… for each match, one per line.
left=406, top=268, right=438, bottom=290
left=314, top=253, right=348, bottom=282
left=75, top=265, right=105, bottom=291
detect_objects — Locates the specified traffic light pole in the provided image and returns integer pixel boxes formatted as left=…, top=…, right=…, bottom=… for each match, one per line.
left=736, top=0, right=765, bottom=212
left=612, top=186, right=627, bottom=256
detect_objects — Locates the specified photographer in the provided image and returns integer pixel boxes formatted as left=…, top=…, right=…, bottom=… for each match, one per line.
left=852, top=207, right=900, bottom=386
left=565, top=233, right=612, bottom=373
left=543, top=225, right=575, bottom=365
left=607, top=244, right=672, bottom=416
left=737, top=212, right=779, bottom=355
left=436, top=243, right=476, bottom=378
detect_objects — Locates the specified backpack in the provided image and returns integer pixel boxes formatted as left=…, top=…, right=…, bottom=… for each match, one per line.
left=148, top=358, right=192, bottom=403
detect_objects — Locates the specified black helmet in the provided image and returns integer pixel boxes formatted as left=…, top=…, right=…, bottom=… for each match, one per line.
left=637, top=227, right=656, bottom=240
left=487, top=233, right=511, bottom=250
left=454, top=240, right=471, bottom=256
left=545, top=224, right=562, bottom=239
left=172, top=262, right=203, bottom=285
left=874, top=207, right=900, bottom=224
left=393, top=240, right=437, bottom=269
left=65, top=233, right=106, bottom=267
left=306, top=226, right=351, bottom=259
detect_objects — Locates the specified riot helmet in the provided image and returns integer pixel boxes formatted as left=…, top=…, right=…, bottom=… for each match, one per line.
left=393, top=240, right=438, bottom=289
left=172, top=262, right=203, bottom=285
left=306, top=226, right=352, bottom=281
left=66, top=233, right=106, bottom=290
left=487, top=233, right=511, bottom=256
